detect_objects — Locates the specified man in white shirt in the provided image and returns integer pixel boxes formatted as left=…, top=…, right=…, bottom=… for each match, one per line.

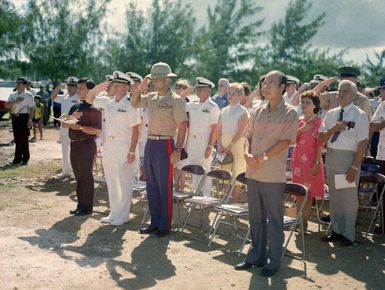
left=50, top=77, right=80, bottom=177
left=6, top=77, right=34, bottom=165
left=283, top=75, right=299, bottom=107
left=184, top=77, right=220, bottom=195
left=319, top=80, right=369, bottom=246
left=86, top=71, right=140, bottom=226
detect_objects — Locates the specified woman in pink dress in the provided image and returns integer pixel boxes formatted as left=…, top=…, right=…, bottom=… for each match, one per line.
left=291, top=90, right=324, bottom=230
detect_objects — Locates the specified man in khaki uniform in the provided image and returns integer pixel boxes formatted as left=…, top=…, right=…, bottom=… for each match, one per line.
left=314, top=66, right=372, bottom=119
left=131, top=62, right=188, bottom=237
left=234, top=70, right=298, bottom=277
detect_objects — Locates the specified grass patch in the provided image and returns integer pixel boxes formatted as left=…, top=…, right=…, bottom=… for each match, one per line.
left=0, top=162, right=61, bottom=179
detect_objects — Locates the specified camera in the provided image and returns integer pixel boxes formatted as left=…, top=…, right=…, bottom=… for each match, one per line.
left=346, top=121, right=355, bottom=130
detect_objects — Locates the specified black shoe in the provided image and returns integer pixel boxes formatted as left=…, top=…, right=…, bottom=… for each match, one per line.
left=9, top=161, right=21, bottom=165
left=20, top=161, right=28, bottom=166
left=74, top=210, right=92, bottom=216
left=341, top=237, right=355, bottom=246
left=139, top=226, right=158, bottom=234
left=69, top=209, right=79, bottom=214
left=374, top=226, right=383, bottom=235
left=155, top=230, right=170, bottom=237
left=234, top=261, right=253, bottom=271
left=260, top=268, right=278, bottom=277
left=320, top=215, right=331, bottom=223
left=321, top=231, right=343, bottom=242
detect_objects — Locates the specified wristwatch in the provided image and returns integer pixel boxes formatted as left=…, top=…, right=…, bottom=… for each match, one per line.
left=79, top=126, right=84, bottom=131
left=128, top=151, right=135, bottom=156
left=262, top=152, right=269, bottom=161
left=175, top=148, right=182, bottom=153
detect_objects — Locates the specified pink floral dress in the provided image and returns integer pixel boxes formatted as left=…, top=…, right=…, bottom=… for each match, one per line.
left=290, top=116, right=324, bottom=199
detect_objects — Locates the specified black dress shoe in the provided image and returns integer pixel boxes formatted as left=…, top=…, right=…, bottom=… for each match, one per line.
left=341, top=237, right=355, bottom=246
left=139, top=226, right=158, bottom=234
left=320, top=231, right=343, bottom=242
left=155, top=230, right=170, bottom=237
left=234, top=261, right=253, bottom=271
left=20, top=161, right=28, bottom=166
left=69, top=209, right=79, bottom=214
left=9, top=161, right=21, bottom=165
left=260, top=268, right=278, bottom=277
left=74, top=210, right=92, bottom=216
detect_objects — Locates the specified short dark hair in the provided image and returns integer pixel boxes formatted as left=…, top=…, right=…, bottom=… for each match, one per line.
left=78, top=78, right=95, bottom=89
left=258, top=75, right=266, bottom=100
left=301, top=90, right=321, bottom=114
left=240, top=82, right=251, bottom=96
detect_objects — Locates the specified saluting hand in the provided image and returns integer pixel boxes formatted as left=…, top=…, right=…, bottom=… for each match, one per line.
left=137, top=77, right=151, bottom=93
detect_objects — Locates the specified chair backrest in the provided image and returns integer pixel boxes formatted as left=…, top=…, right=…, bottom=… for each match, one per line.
left=363, top=156, right=376, bottom=164
left=236, top=172, right=247, bottom=185
left=181, top=164, right=205, bottom=176
left=284, top=182, right=308, bottom=198
left=207, top=169, right=232, bottom=181
left=360, top=172, right=385, bottom=185
left=361, top=163, right=380, bottom=173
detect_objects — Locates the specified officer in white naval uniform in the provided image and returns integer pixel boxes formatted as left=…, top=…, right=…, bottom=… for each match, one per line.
left=51, top=77, right=80, bottom=177
left=86, top=71, right=141, bottom=226
left=185, top=77, right=220, bottom=195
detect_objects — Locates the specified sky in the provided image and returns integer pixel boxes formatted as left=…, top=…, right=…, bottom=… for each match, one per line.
left=12, top=0, right=385, bottom=64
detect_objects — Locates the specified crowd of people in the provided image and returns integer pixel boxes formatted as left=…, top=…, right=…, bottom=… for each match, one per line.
left=6, top=62, right=385, bottom=277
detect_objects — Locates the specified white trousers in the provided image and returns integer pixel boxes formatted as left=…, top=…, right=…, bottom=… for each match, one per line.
left=186, top=137, right=213, bottom=196
left=102, top=141, right=136, bottom=224
left=59, top=127, right=72, bottom=175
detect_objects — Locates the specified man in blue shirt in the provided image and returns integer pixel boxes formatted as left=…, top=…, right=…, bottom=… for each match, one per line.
left=212, top=78, right=229, bottom=109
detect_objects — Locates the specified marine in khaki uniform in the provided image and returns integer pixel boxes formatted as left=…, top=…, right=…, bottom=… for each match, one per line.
left=131, top=62, right=188, bottom=237
left=314, top=66, right=372, bottom=119
left=184, top=77, right=220, bottom=195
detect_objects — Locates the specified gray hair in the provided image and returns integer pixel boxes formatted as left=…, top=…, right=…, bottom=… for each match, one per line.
left=218, top=78, right=229, bottom=86
left=339, top=79, right=357, bottom=94
left=228, top=82, right=245, bottom=95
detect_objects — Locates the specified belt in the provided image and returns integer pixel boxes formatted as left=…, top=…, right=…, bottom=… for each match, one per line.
left=71, top=138, right=92, bottom=142
left=190, top=134, right=206, bottom=140
left=147, top=135, right=172, bottom=140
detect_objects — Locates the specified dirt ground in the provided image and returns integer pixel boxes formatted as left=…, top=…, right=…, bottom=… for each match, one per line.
left=0, top=120, right=384, bottom=290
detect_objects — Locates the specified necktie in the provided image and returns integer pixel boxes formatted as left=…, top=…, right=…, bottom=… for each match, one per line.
left=330, top=108, right=344, bottom=143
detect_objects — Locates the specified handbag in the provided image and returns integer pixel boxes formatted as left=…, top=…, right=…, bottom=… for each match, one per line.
left=217, top=152, right=233, bottom=165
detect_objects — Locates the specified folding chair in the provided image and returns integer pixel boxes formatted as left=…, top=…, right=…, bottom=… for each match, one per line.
left=358, top=172, right=385, bottom=239
left=208, top=172, right=249, bottom=248
left=173, top=164, right=206, bottom=227
left=282, top=182, right=308, bottom=261
left=181, top=169, right=232, bottom=233
left=132, top=178, right=148, bottom=224
left=93, top=148, right=106, bottom=198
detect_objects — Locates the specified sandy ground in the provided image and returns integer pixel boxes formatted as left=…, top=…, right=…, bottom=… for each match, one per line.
left=0, top=120, right=384, bottom=290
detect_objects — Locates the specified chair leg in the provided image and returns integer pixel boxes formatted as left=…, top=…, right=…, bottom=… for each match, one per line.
left=208, top=212, right=220, bottom=237
left=181, top=204, right=193, bottom=232
left=208, top=212, right=223, bottom=247
left=239, top=226, right=250, bottom=256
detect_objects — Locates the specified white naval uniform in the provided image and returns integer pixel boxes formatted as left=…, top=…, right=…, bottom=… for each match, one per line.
left=186, top=98, right=220, bottom=196
left=94, top=95, right=141, bottom=225
left=372, top=101, right=385, bottom=160
left=54, top=94, right=81, bottom=175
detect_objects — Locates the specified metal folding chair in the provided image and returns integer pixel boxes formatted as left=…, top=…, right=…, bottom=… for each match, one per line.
left=208, top=172, right=249, bottom=248
left=173, top=164, right=206, bottom=227
left=132, top=178, right=148, bottom=224
left=358, top=172, right=385, bottom=239
left=181, top=169, right=232, bottom=233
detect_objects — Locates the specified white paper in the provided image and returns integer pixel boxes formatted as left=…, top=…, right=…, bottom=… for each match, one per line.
left=334, top=174, right=356, bottom=189
left=51, top=114, right=79, bottom=125
left=216, top=153, right=226, bottom=163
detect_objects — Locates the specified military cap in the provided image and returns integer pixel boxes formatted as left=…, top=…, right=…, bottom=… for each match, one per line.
left=313, top=74, right=328, bottom=81
left=286, top=75, right=300, bottom=85
left=16, top=77, right=28, bottom=84
left=195, top=77, right=215, bottom=88
left=127, top=72, right=143, bottom=82
left=338, top=66, right=361, bottom=78
left=379, top=77, right=385, bottom=87
left=150, top=62, right=177, bottom=79
left=112, top=71, right=133, bottom=85
left=34, top=95, right=41, bottom=99
left=105, top=75, right=114, bottom=82
left=67, top=76, right=79, bottom=85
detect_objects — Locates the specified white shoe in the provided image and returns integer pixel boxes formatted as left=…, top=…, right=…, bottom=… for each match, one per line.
left=110, top=219, right=129, bottom=226
left=101, top=216, right=113, bottom=223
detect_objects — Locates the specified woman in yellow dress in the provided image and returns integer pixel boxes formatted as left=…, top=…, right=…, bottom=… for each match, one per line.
left=217, top=83, right=250, bottom=202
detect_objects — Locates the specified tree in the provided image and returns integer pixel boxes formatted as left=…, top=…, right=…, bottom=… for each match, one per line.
left=102, top=0, right=196, bottom=79
left=255, top=0, right=346, bottom=82
left=22, top=0, right=110, bottom=84
left=0, top=0, right=24, bottom=78
left=193, top=0, right=264, bottom=83
left=362, top=49, right=385, bottom=87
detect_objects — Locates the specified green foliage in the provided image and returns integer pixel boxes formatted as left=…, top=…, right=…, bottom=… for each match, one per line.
left=362, top=49, right=385, bottom=87
left=22, top=0, right=110, bottom=84
left=193, top=0, right=264, bottom=83
left=255, top=0, right=346, bottom=82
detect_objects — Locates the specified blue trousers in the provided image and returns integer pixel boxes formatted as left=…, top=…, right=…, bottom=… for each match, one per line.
left=144, top=139, right=174, bottom=232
